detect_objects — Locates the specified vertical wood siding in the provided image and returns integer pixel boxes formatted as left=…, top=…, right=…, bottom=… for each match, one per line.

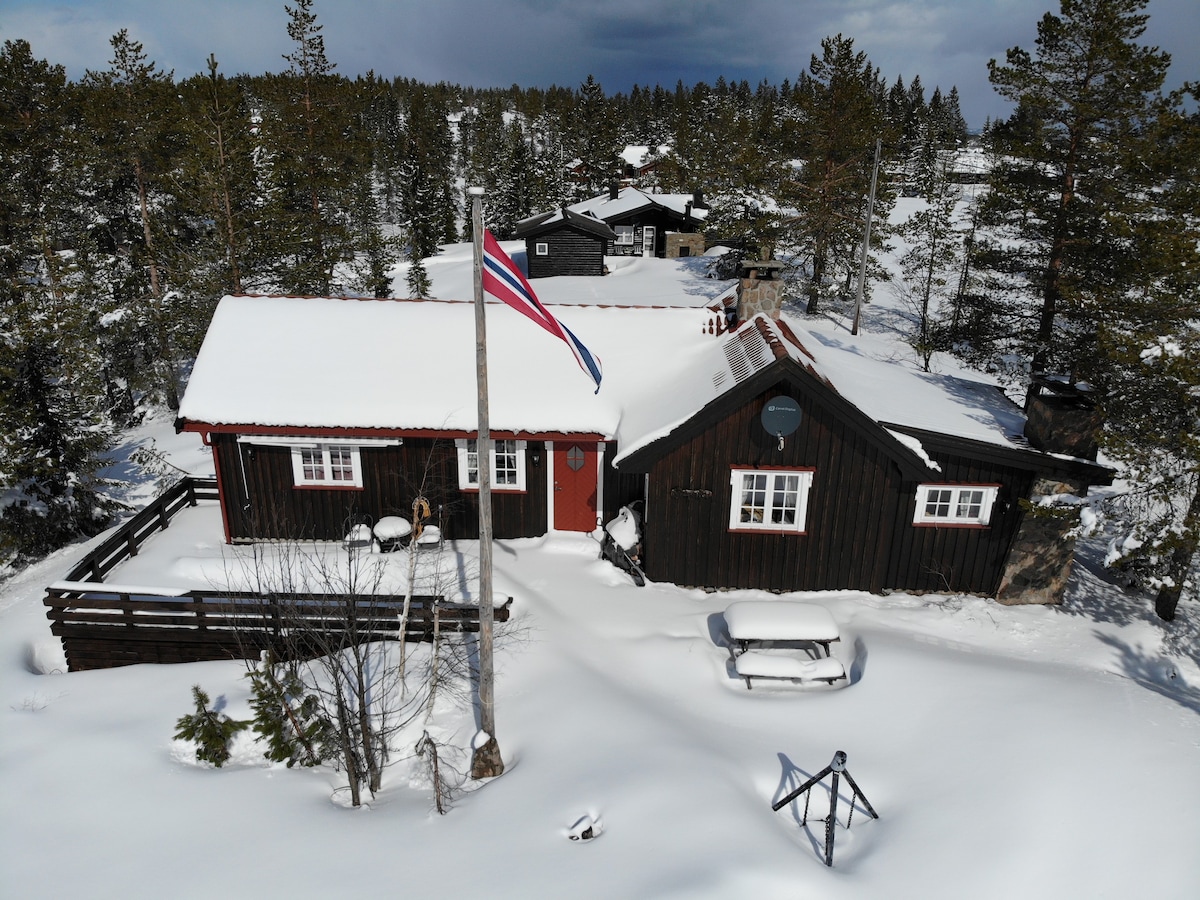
left=214, top=434, right=548, bottom=542
left=638, top=382, right=1031, bottom=595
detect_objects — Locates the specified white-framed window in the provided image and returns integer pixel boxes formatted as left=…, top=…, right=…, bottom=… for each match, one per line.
left=290, top=445, right=364, bottom=488
left=535, top=242, right=549, bottom=256
left=728, top=468, right=814, bottom=533
left=456, top=438, right=527, bottom=492
left=614, top=225, right=635, bottom=246
left=913, top=484, right=999, bottom=526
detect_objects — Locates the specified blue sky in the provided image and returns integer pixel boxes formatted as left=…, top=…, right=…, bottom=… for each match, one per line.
left=2, top=0, right=1196, bottom=128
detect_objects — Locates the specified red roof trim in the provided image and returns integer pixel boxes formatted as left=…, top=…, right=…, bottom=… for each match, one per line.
left=181, top=422, right=607, bottom=442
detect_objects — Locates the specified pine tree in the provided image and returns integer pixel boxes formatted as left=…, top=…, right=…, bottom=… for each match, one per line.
left=85, top=30, right=184, bottom=409
left=260, top=0, right=362, bottom=295
left=981, top=0, right=1173, bottom=384
left=0, top=41, right=117, bottom=564
left=575, top=75, right=622, bottom=198
left=896, top=155, right=962, bottom=370
left=780, top=35, right=891, bottom=313
left=1093, top=88, right=1200, bottom=620
left=247, top=657, right=333, bottom=767
left=982, top=0, right=1200, bottom=620
left=174, top=686, right=251, bottom=767
left=176, top=56, right=259, bottom=297
left=395, top=85, right=457, bottom=292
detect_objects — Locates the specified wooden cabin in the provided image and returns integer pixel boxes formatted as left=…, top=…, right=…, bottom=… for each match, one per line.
left=513, top=208, right=616, bottom=279
left=177, top=290, right=1111, bottom=604
left=515, top=187, right=709, bottom=275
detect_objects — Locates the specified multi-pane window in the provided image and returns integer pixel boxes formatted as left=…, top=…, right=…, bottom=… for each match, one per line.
left=614, top=225, right=635, bottom=246
left=291, top=445, right=363, bottom=488
left=914, top=484, right=998, bottom=526
left=728, top=469, right=814, bottom=533
left=456, top=438, right=527, bottom=491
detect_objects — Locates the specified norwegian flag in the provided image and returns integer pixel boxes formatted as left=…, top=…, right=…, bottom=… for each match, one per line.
left=482, top=230, right=603, bottom=392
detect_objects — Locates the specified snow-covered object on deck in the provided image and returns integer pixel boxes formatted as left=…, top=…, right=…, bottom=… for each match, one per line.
left=604, top=506, right=640, bottom=551
left=373, top=516, right=412, bottom=541
left=415, top=525, right=442, bottom=546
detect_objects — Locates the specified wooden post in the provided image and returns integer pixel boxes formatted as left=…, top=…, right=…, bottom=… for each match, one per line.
left=851, top=139, right=882, bottom=336
left=469, top=187, right=504, bottom=779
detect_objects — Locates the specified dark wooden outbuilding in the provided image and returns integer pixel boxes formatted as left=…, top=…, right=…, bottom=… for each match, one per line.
left=514, top=209, right=615, bottom=279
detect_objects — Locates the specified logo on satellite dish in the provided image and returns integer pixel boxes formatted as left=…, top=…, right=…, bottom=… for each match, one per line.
left=761, top=396, right=802, bottom=449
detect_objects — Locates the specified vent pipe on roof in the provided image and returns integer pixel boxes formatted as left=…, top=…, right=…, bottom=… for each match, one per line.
left=609, top=182, right=620, bottom=201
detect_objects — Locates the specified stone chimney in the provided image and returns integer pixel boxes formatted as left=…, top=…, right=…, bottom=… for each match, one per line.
left=1023, top=376, right=1102, bottom=461
left=735, top=259, right=786, bottom=322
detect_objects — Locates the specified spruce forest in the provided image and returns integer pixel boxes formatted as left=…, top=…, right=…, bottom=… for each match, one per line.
left=1, top=0, right=1197, bottom=618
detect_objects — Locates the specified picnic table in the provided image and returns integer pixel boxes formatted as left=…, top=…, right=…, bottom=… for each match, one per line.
left=723, top=600, right=846, bottom=689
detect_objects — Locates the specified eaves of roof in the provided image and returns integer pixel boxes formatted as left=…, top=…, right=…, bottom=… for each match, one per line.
left=513, top=208, right=617, bottom=240
left=882, top=423, right=1116, bottom=486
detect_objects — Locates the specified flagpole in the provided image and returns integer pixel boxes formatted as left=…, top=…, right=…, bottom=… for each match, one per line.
left=469, top=187, right=503, bottom=779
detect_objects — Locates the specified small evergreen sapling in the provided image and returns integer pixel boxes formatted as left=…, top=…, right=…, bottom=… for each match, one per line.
left=174, top=686, right=250, bottom=767
left=246, top=655, right=333, bottom=768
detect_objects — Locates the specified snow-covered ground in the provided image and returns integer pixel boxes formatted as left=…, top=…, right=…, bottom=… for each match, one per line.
left=393, top=237, right=736, bottom=307
left=3, top=211, right=1200, bottom=898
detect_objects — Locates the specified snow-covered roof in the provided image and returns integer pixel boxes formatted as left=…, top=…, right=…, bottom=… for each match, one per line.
left=179, top=293, right=1033, bottom=469
left=178, top=295, right=729, bottom=445
left=511, top=206, right=615, bottom=240
left=565, top=186, right=708, bottom=223
left=613, top=314, right=1028, bottom=463
left=620, top=144, right=669, bottom=168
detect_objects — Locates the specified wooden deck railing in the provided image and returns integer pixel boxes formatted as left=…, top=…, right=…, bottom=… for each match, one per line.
left=44, top=477, right=511, bottom=671
left=62, top=476, right=220, bottom=585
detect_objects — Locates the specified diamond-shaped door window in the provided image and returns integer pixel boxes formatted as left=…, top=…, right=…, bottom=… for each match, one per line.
left=566, top=445, right=586, bottom=471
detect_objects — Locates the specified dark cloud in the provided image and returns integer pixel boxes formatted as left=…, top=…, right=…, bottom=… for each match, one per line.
left=2, top=0, right=1195, bottom=128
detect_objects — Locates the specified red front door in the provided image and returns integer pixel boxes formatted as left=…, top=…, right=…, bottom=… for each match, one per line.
left=553, top=443, right=598, bottom=531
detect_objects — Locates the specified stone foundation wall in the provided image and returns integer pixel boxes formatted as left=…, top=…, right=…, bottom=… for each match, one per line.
left=996, top=506, right=1080, bottom=605
left=666, top=232, right=706, bottom=259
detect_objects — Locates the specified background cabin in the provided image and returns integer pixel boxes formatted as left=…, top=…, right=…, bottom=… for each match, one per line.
left=513, top=208, right=616, bottom=279
left=516, top=186, right=709, bottom=275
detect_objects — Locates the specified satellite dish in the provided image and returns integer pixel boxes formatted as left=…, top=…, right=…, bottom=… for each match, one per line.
left=761, top=396, right=802, bottom=449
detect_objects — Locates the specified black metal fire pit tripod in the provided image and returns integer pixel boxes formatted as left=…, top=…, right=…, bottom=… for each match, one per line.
left=771, top=750, right=878, bottom=867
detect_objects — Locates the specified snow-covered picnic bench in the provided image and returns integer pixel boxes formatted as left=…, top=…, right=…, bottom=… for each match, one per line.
left=724, top=600, right=846, bottom=690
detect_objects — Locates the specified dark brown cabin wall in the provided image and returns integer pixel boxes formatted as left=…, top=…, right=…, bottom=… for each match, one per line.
left=216, top=435, right=547, bottom=542
left=603, top=443, right=645, bottom=519
left=642, top=383, right=905, bottom=592
left=526, top=230, right=605, bottom=277
left=885, top=451, right=1034, bottom=594
left=449, top=443, right=549, bottom=539
left=213, top=434, right=249, bottom=537
left=605, top=209, right=698, bottom=257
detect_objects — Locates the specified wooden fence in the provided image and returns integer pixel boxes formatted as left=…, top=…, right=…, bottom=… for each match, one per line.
left=60, top=476, right=220, bottom=585
left=44, top=477, right=511, bottom=672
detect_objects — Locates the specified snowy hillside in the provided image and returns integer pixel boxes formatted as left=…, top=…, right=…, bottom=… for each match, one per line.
left=2, top=210, right=1199, bottom=899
